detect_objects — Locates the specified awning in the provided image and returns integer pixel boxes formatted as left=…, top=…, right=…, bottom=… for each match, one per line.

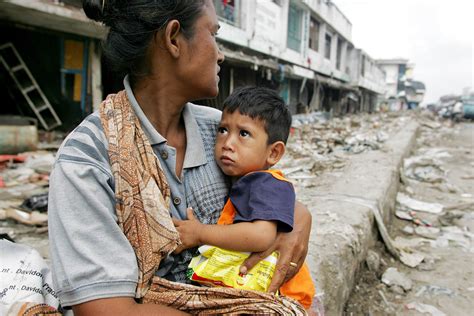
left=218, top=44, right=316, bottom=80
left=315, top=74, right=356, bottom=91
left=0, top=0, right=107, bottom=39
left=292, top=65, right=314, bottom=79
left=218, top=44, right=279, bottom=71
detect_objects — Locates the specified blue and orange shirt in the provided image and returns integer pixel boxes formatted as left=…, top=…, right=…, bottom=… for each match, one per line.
left=218, top=169, right=295, bottom=231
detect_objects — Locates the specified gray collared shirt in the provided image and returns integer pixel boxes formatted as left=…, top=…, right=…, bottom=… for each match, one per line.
left=124, top=77, right=207, bottom=219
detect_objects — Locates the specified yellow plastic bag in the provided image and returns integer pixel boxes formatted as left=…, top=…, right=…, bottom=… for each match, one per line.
left=187, top=245, right=278, bottom=292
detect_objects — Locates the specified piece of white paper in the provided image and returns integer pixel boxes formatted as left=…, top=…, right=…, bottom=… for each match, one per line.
left=0, top=240, right=59, bottom=315
left=397, top=193, right=444, bottom=214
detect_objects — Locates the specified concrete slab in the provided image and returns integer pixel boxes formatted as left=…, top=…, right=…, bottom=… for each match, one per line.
left=300, top=120, right=419, bottom=315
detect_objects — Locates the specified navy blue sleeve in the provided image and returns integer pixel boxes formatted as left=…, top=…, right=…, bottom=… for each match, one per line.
left=229, top=172, right=295, bottom=232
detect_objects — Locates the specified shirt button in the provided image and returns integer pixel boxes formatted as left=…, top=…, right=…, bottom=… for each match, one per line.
left=160, top=151, right=168, bottom=160
left=173, top=197, right=181, bottom=205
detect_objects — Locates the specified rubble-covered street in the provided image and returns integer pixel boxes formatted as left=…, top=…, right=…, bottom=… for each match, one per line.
left=1, top=109, right=472, bottom=315
left=0, top=111, right=408, bottom=261
left=345, top=120, right=474, bottom=315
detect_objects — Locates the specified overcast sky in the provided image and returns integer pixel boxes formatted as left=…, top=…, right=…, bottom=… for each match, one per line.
left=334, top=0, right=473, bottom=103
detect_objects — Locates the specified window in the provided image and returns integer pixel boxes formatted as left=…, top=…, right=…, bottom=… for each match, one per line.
left=361, top=55, right=366, bottom=76
left=336, top=38, right=343, bottom=70
left=397, top=64, right=406, bottom=91
left=60, top=39, right=90, bottom=114
left=287, top=3, right=303, bottom=52
left=346, top=46, right=353, bottom=75
left=309, top=17, right=319, bottom=51
left=324, top=33, right=332, bottom=59
left=214, top=0, right=240, bottom=27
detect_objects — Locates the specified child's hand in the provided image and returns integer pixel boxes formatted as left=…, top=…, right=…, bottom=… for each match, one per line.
left=172, top=207, right=203, bottom=253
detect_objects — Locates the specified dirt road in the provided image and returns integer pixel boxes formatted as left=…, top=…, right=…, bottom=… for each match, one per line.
left=345, top=121, right=474, bottom=315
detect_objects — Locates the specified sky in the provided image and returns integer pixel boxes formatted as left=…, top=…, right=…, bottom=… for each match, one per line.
left=333, top=0, right=474, bottom=104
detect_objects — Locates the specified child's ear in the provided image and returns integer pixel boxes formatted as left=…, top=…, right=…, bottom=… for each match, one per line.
left=267, top=141, right=286, bottom=166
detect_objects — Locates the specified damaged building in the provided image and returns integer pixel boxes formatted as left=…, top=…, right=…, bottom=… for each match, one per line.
left=211, top=0, right=386, bottom=116
left=376, top=58, right=426, bottom=110
left=0, top=0, right=108, bottom=132
left=0, top=0, right=388, bottom=132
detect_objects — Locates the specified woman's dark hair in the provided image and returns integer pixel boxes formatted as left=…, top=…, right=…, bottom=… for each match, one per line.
left=223, top=86, right=292, bottom=145
left=83, top=0, right=206, bottom=84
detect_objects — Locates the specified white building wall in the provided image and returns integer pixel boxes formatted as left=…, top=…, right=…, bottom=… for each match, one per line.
left=215, top=0, right=383, bottom=93
left=302, top=0, right=352, bottom=41
left=378, top=64, right=399, bottom=97
left=350, top=49, right=386, bottom=94
left=216, top=0, right=353, bottom=78
left=251, top=0, right=286, bottom=56
left=217, top=21, right=248, bottom=47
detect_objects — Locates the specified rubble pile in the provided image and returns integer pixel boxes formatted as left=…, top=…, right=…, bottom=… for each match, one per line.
left=279, top=112, right=404, bottom=188
left=347, top=117, right=473, bottom=315
left=0, top=151, right=55, bottom=254
left=392, top=122, right=474, bottom=266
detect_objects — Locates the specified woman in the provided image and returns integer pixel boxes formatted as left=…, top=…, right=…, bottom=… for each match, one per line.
left=48, top=0, right=312, bottom=315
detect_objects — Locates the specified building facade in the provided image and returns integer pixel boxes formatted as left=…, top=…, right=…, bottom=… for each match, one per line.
left=0, top=0, right=388, bottom=131
left=376, top=58, right=426, bottom=110
left=209, top=0, right=386, bottom=115
left=0, top=0, right=104, bottom=130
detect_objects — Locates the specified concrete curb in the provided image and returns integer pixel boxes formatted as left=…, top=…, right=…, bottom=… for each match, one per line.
left=301, top=119, right=419, bottom=315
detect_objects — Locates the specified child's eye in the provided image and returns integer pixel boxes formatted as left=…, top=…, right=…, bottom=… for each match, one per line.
left=217, top=127, right=227, bottom=134
left=240, top=130, right=250, bottom=137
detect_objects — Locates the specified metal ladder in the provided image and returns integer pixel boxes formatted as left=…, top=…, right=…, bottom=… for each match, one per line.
left=0, top=43, right=62, bottom=130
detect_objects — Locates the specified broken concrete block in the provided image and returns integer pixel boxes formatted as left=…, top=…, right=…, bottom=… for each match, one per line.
left=381, top=267, right=412, bottom=291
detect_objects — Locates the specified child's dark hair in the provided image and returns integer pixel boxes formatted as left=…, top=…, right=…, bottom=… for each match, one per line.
left=222, top=86, right=292, bottom=144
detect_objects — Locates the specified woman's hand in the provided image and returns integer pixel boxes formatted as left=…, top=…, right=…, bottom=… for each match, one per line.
left=239, top=201, right=312, bottom=293
left=172, top=208, right=203, bottom=253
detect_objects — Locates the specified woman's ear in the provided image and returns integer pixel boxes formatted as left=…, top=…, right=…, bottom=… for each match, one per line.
left=162, top=20, right=181, bottom=58
left=267, top=141, right=286, bottom=167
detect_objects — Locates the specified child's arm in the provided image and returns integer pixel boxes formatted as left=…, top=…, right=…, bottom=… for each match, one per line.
left=173, top=208, right=277, bottom=253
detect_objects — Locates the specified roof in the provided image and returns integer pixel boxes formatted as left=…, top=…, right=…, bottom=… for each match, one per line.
left=376, top=58, right=410, bottom=65
left=407, top=80, right=426, bottom=90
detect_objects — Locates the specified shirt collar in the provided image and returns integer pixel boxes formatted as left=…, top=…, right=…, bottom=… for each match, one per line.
left=123, top=76, right=207, bottom=168
left=182, top=104, right=207, bottom=168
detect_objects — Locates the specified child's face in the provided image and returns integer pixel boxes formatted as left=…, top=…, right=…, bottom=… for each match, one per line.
left=215, top=110, right=273, bottom=177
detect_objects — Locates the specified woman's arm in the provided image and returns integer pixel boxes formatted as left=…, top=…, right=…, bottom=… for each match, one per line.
left=73, top=297, right=188, bottom=316
left=239, top=201, right=312, bottom=293
left=173, top=208, right=278, bottom=253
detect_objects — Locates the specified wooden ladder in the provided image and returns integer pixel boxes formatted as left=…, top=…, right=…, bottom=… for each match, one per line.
left=0, top=43, right=62, bottom=130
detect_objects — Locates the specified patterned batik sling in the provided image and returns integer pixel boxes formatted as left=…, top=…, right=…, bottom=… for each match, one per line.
left=7, top=303, right=61, bottom=316
left=100, top=90, right=307, bottom=315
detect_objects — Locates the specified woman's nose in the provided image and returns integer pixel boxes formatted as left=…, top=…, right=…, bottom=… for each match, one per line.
left=217, top=48, right=225, bottom=64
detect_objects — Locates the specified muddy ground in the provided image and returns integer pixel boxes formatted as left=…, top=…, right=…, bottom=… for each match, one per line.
left=345, top=121, right=474, bottom=315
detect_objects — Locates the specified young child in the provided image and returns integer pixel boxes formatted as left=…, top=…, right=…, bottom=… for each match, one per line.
left=173, top=86, right=315, bottom=309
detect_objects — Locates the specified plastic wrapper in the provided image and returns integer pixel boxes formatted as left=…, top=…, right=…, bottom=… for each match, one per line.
left=187, top=245, right=278, bottom=292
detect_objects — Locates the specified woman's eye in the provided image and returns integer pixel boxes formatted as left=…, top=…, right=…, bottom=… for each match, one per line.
left=240, top=130, right=250, bottom=137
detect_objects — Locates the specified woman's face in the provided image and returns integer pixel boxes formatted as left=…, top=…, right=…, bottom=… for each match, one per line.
left=181, top=1, right=224, bottom=99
